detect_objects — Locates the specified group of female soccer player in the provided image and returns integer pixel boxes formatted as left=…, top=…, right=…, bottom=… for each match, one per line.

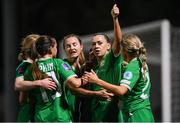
left=15, top=4, right=154, bottom=122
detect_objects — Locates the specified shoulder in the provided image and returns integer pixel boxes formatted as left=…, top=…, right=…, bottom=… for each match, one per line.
left=127, top=58, right=140, bottom=68
left=53, top=58, right=72, bottom=70
left=16, top=61, right=31, bottom=75
left=124, top=59, right=141, bottom=76
left=53, top=58, right=65, bottom=64
left=16, top=61, right=31, bottom=69
left=108, top=49, right=123, bottom=60
left=104, top=49, right=123, bottom=66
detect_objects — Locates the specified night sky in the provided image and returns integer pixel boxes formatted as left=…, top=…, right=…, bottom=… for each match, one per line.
left=16, top=0, right=180, bottom=41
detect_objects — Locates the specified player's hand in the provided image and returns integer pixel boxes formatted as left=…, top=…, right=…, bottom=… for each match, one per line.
left=96, top=88, right=114, bottom=101
left=111, top=4, right=120, bottom=19
left=82, top=69, right=99, bottom=84
left=37, top=78, right=57, bottom=90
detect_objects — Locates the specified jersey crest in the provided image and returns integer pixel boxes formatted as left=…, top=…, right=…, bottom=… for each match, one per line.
left=123, top=71, right=133, bottom=80
left=62, top=63, right=71, bottom=71
left=17, top=63, right=29, bottom=74
left=17, top=67, right=25, bottom=74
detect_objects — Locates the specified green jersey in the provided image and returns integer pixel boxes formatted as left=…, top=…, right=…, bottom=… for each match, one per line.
left=91, top=49, right=123, bottom=122
left=63, top=59, right=78, bottom=121
left=16, top=61, right=31, bottom=78
left=64, top=59, right=92, bottom=122
left=24, top=58, right=77, bottom=122
left=120, top=58, right=151, bottom=113
left=16, top=61, right=31, bottom=122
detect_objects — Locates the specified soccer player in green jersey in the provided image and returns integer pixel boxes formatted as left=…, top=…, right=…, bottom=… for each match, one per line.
left=63, top=34, right=85, bottom=122
left=62, top=34, right=114, bottom=122
left=83, top=34, right=155, bottom=122
left=24, top=35, right=83, bottom=122
left=82, top=4, right=124, bottom=122
left=15, top=34, right=56, bottom=122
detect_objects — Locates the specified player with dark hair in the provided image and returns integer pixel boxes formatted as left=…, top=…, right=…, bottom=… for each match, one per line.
left=15, top=34, right=56, bottom=122
left=82, top=4, right=124, bottom=122
left=23, top=35, right=82, bottom=122
left=62, top=34, right=113, bottom=122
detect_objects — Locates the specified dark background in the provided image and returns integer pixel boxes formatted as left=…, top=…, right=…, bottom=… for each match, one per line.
left=16, top=0, right=180, bottom=39
left=1, top=0, right=180, bottom=121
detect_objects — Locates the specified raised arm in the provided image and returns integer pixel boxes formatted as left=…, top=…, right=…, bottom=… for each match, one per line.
left=111, top=4, right=122, bottom=56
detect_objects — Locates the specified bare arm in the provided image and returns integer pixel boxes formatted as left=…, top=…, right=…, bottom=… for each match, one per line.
left=66, top=83, right=114, bottom=100
left=15, top=77, right=57, bottom=91
left=83, top=70, right=128, bottom=96
left=111, top=4, right=122, bottom=56
left=66, top=76, right=82, bottom=88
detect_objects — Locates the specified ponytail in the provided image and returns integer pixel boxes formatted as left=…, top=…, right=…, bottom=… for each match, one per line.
left=31, top=62, right=48, bottom=80
left=30, top=35, right=55, bottom=80
left=121, top=34, right=148, bottom=80
left=138, top=46, right=148, bottom=80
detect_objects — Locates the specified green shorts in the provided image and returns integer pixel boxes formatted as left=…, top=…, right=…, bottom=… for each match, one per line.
left=34, top=98, right=71, bottom=122
left=91, top=100, right=120, bottom=122
left=123, top=108, right=154, bottom=122
left=17, top=103, right=30, bottom=122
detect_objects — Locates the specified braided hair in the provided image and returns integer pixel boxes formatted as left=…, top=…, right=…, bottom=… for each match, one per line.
left=121, top=34, right=148, bottom=79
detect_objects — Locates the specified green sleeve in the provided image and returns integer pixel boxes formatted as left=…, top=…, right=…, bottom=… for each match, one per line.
left=56, top=59, right=77, bottom=82
left=16, top=62, right=30, bottom=78
left=109, top=49, right=123, bottom=64
left=23, top=65, right=34, bottom=81
left=120, top=62, right=140, bottom=91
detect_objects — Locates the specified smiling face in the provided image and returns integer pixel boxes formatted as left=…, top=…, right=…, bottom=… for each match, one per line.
left=64, top=36, right=83, bottom=60
left=91, top=35, right=111, bottom=61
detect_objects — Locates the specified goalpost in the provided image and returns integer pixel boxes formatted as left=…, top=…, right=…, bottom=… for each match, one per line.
left=161, top=20, right=171, bottom=122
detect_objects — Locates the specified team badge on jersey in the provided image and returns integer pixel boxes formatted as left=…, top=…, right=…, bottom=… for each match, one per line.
left=123, top=71, right=133, bottom=80
left=62, top=63, right=71, bottom=71
left=17, top=67, right=25, bottom=74
left=17, top=64, right=28, bottom=74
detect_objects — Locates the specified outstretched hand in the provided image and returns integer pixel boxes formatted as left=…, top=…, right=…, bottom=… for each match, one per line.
left=111, top=4, right=120, bottom=19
